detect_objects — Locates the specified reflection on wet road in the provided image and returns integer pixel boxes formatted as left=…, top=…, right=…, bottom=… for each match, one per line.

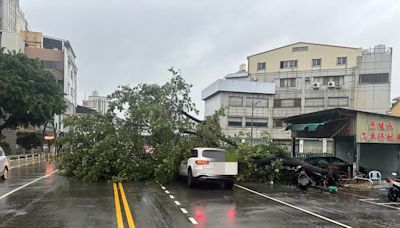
left=1, top=160, right=400, bottom=227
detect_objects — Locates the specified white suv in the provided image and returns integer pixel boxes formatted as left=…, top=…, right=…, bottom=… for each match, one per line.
left=0, top=147, right=9, bottom=180
left=178, top=148, right=238, bottom=188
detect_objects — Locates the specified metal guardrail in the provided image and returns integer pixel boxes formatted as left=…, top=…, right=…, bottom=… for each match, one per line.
left=6, top=151, right=58, bottom=168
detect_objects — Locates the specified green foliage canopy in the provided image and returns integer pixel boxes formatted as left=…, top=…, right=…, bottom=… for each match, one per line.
left=0, top=49, right=65, bottom=134
left=57, top=69, right=285, bottom=183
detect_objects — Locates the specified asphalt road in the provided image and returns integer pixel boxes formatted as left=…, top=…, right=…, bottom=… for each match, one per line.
left=1, top=159, right=400, bottom=228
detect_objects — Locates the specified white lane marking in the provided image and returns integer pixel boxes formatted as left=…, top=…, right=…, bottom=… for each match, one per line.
left=165, top=190, right=170, bottom=194
left=377, top=202, right=400, bottom=205
left=174, top=200, right=181, bottom=206
left=235, top=184, right=352, bottom=228
left=188, top=217, right=198, bottom=224
left=359, top=198, right=379, bottom=201
left=161, top=186, right=166, bottom=190
left=360, top=199, right=400, bottom=210
left=0, top=169, right=59, bottom=200
left=180, top=208, right=188, bottom=214
left=169, top=195, right=175, bottom=199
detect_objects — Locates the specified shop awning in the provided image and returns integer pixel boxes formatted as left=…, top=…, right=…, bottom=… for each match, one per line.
left=285, top=118, right=349, bottom=132
left=286, top=123, right=323, bottom=131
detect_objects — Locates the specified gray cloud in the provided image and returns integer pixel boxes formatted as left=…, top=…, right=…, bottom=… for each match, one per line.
left=21, top=0, right=400, bottom=117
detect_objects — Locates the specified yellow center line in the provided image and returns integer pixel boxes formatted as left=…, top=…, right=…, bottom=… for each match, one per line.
left=113, top=183, right=124, bottom=228
left=118, top=182, right=136, bottom=228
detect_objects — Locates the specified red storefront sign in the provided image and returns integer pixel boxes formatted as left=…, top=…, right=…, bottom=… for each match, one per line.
left=362, top=119, right=399, bottom=143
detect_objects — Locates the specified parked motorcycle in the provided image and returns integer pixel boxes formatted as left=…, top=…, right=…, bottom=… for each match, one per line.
left=385, top=173, right=400, bottom=202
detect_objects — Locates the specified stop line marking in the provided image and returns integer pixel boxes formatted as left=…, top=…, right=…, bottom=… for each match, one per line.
left=235, top=184, right=352, bottom=228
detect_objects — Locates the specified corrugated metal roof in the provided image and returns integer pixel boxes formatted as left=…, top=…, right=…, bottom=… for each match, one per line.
left=201, top=79, right=275, bottom=100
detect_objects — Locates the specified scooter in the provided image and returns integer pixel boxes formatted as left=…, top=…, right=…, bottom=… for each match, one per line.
left=385, top=173, right=400, bottom=202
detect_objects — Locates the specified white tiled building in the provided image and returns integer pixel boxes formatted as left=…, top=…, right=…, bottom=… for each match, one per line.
left=202, top=42, right=392, bottom=146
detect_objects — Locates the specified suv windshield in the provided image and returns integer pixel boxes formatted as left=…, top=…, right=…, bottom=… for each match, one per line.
left=202, top=150, right=226, bottom=161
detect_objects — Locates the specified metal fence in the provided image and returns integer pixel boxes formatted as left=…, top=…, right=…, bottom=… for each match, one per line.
left=7, top=151, right=58, bottom=168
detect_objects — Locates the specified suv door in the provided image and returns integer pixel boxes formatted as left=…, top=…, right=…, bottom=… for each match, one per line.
left=179, top=149, right=197, bottom=176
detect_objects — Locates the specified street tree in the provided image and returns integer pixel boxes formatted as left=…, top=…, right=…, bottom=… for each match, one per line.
left=57, top=68, right=285, bottom=183
left=0, top=49, right=65, bottom=138
left=58, top=68, right=200, bottom=182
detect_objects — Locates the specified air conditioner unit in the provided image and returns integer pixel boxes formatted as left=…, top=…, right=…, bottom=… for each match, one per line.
left=328, top=81, right=336, bottom=88
left=312, top=82, right=320, bottom=89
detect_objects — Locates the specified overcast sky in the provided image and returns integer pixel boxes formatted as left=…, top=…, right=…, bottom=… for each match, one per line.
left=21, top=0, right=400, bottom=118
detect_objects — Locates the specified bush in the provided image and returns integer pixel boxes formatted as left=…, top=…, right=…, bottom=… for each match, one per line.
left=232, top=133, right=285, bottom=183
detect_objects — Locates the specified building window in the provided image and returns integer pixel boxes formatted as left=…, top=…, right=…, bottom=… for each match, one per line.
left=359, top=73, right=389, bottom=84
left=41, top=60, right=63, bottom=70
left=228, top=117, right=242, bottom=127
left=228, top=96, right=243, bottom=107
left=273, top=119, right=286, bottom=128
left=292, top=46, right=308, bottom=52
left=245, top=118, right=268, bottom=127
left=328, top=97, right=349, bottom=107
left=305, top=98, right=324, bottom=107
left=312, top=58, right=321, bottom=67
left=337, top=57, right=347, bottom=65
left=314, top=76, right=344, bottom=86
left=280, top=78, right=296, bottom=87
left=274, top=98, right=301, bottom=108
left=257, top=62, right=266, bottom=71
left=246, top=97, right=268, bottom=108
left=280, top=60, right=298, bottom=69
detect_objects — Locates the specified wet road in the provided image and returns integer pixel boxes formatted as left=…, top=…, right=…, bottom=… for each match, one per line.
left=1, top=159, right=400, bottom=227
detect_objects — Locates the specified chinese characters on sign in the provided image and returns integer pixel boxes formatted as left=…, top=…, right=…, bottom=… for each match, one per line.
left=361, top=120, right=400, bottom=142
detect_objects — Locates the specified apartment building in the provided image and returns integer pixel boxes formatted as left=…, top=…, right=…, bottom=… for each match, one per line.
left=82, top=90, right=110, bottom=115
left=202, top=42, right=392, bottom=146
left=23, top=32, right=78, bottom=133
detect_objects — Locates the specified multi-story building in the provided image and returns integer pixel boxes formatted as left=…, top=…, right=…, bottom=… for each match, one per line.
left=23, top=32, right=78, bottom=133
left=0, top=0, right=28, bottom=52
left=0, top=0, right=28, bottom=32
left=82, top=90, right=110, bottom=115
left=202, top=42, right=392, bottom=146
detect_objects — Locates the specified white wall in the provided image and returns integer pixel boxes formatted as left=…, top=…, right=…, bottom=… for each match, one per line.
left=204, top=93, right=222, bottom=117
left=0, top=30, right=24, bottom=52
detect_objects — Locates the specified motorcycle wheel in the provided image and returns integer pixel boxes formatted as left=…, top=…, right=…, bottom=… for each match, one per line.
left=388, top=188, right=398, bottom=202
